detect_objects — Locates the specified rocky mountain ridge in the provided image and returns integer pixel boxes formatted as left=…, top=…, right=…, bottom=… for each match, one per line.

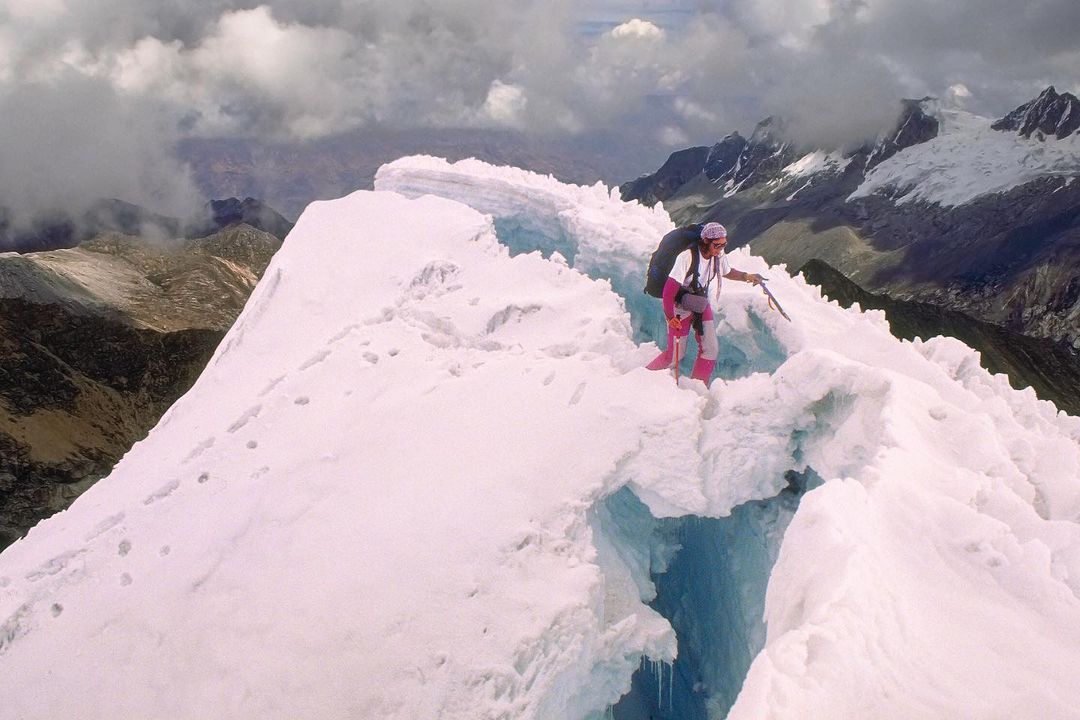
left=0, top=196, right=293, bottom=254
left=991, top=86, right=1080, bottom=140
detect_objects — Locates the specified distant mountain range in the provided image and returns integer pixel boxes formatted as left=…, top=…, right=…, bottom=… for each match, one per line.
left=620, top=86, right=1080, bottom=412
left=0, top=196, right=294, bottom=254
left=0, top=220, right=285, bottom=549
left=179, top=126, right=668, bottom=220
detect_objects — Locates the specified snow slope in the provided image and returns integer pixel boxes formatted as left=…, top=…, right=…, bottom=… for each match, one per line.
left=2, top=158, right=1080, bottom=719
left=849, top=108, right=1080, bottom=207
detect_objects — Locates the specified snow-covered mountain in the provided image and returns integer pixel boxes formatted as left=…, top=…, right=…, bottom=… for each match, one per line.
left=2, top=157, right=1078, bottom=719
left=621, top=88, right=1080, bottom=355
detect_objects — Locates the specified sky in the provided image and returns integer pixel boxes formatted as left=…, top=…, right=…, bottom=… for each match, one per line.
left=0, top=0, right=1078, bottom=222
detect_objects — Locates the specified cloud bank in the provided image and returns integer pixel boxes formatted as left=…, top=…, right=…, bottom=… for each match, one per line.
left=0, top=0, right=1077, bottom=218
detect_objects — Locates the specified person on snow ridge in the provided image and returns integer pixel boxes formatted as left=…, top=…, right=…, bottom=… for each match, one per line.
left=646, top=222, right=763, bottom=385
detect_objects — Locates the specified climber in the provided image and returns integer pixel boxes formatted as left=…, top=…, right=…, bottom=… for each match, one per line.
left=645, top=222, right=763, bottom=385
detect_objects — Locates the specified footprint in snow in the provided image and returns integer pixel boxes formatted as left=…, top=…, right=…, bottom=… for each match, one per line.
left=25, top=549, right=84, bottom=582
left=118, top=540, right=132, bottom=557
left=329, top=324, right=362, bottom=344
left=144, top=479, right=180, bottom=506
left=184, top=437, right=215, bottom=463
left=120, top=573, right=133, bottom=587
left=227, top=404, right=262, bottom=433
left=300, top=349, right=331, bottom=371
left=246, top=440, right=258, bottom=449
left=197, top=472, right=210, bottom=484
left=259, top=375, right=286, bottom=397
left=294, top=396, right=310, bottom=406
left=569, top=382, right=587, bottom=406
left=84, top=512, right=125, bottom=542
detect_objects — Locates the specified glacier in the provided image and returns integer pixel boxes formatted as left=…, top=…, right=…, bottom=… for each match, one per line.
left=848, top=106, right=1080, bottom=207
left=1, top=156, right=1080, bottom=719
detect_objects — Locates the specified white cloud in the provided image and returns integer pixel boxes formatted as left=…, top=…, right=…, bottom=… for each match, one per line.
left=946, top=83, right=973, bottom=107
left=610, top=18, right=665, bottom=41
left=111, top=37, right=185, bottom=94
left=481, top=80, right=528, bottom=127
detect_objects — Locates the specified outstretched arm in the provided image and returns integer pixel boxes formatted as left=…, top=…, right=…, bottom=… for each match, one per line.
left=724, top=268, right=764, bottom=285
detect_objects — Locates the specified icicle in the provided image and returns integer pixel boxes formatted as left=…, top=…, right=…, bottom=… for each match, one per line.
left=656, top=659, right=662, bottom=710
left=648, top=660, right=656, bottom=708
left=668, top=660, right=673, bottom=712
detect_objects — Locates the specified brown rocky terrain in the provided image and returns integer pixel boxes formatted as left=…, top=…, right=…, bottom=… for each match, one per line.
left=0, top=224, right=282, bottom=549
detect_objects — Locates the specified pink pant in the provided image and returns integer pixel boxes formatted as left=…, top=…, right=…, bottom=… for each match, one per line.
left=646, top=309, right=718, bottom=384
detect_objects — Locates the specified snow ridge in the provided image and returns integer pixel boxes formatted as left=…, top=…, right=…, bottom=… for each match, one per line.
left=1, top=158, right=1079, bottom=719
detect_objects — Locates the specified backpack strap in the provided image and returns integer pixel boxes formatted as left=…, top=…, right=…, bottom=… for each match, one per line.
left=675, top=245, right=703, bottom=305
left=686, top=245, right=702, bottom=292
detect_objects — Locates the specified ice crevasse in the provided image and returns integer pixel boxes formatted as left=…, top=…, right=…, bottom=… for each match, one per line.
left=0, top=156, right=1076, bottom=720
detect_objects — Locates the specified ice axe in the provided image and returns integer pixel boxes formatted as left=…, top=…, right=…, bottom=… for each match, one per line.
left=673, top=331, right=681, bottom=385
left=757, top=279, right=792, bottom=321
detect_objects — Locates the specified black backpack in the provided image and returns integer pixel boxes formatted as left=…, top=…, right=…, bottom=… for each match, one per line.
left=644, top=224, right=704, bottom=297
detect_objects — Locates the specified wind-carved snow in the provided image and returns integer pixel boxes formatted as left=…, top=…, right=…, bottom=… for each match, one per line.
left=376, top=156, right=674, bottom=345
left=850, top=108, right=1080, bottom=207
left=1, top=159, right=1080, bottom=720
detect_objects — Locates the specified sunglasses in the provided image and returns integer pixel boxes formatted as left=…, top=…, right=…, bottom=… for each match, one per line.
left=703, top=239, right=727, bottom=249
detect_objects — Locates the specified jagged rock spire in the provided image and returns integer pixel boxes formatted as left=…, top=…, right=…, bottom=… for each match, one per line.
left=703, top=132, right=747, bottom=180
left=865, top=98, right=940, bottom=170
left=618, top=145, right=711, bottom=205
left=992, top=86, right=1080, bottom=140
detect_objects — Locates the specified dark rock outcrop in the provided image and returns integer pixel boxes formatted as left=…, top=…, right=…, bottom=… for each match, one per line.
left=866, top=98, right=940, bottom=170
left=620, top=117, right=797, bottom=206
left=619, top=146, right=711, bottom=206
left=186, top=197, right=294, bottom=241
left=722, top=117, right=797, bottom=190
left=992, top=86, right=1080, bottom=140
left=704, top=133, right=748, bottom=180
